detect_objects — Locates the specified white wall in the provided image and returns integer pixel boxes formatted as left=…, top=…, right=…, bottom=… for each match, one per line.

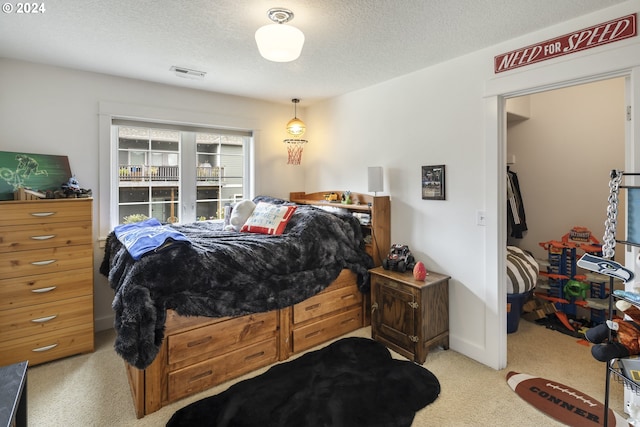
left=507, top=79, right=626, bottom=261
left=307, top=0, right=640, bottom=368
left=0, top=59, right=305, bottom=330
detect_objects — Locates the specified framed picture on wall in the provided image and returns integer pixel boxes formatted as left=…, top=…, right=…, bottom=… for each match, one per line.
left=422, top=165, right=446, bottom=200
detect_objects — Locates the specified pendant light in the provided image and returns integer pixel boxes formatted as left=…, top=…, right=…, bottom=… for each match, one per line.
left=255, top=8, right=305, bottom=63
left=284, top=98, right=308, bottom=165
left=286, top=98, right=306, bottom=137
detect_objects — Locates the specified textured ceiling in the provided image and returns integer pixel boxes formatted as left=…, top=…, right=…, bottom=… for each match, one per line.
left=0, top=0, right=628, bottom=105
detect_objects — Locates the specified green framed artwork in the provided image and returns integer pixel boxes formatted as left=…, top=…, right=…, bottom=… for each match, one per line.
left=0, top=151, right=72, bottom=200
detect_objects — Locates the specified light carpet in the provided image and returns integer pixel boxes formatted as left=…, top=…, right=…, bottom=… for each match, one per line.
left=26, top=319, right=624, bottom=426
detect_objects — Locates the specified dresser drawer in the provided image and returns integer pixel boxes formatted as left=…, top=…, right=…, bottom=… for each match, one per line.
left=0, top=222, right=91, bottom=253
left=0, top=199, right=91, bottom=227
left=0, top=245, right=93, bottom=279
left=292, top=306, right=362, bottom=353
left=167, top=311, right=279, bottom=366
left=293, top=282, right=362, bottom=324
left=0, top=322, right=94, bottom=366
left=167, top=337, right=278, bottom=402
left=0, top=268, right=92, bottom=311
left=0, top=295, right=93, bottom=341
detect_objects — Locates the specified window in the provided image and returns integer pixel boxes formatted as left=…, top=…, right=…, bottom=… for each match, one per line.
left=113, top=122, right=251, bottom=226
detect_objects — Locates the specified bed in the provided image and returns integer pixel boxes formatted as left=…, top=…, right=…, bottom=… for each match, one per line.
left=100, top=192, right=390, bottom=418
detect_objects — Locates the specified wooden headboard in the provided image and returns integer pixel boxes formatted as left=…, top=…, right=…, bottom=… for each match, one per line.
left=290, top=191, right=390, bottom=266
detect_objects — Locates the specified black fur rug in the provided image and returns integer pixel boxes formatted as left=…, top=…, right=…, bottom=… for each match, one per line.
left=166, top=337, right=440, bottom=427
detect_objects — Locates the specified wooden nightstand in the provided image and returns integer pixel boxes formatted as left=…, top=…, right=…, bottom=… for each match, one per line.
left=370, top=266, right=449, bottom=364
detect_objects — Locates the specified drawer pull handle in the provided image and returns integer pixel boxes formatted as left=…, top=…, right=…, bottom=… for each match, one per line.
left=31, top=235, right=56, bottom=240
left=32, top=343, right=58, bottom=352
left=32, top=315, right=57, bottom=323
left=30, top=212, right=56, bottom=217
left=245, top=351, right=265, bottom=361
left=341, top=318, right=356, bottom=325
left=31, top=260, right=56, bottom=266
left=305, top=330, right=321, bottom=339
left=32, top=286, right=57, bottom=293
left=341, top=294, right=355, bottom=300
left=189, top=370, right=213, bottom=382
left=187, top=336, right=212, bottom=348
left=305, top=303, right=320, bottom=311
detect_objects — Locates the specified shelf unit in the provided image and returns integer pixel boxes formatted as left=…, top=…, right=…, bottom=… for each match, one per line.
left=604, top=291, right=639, bottom=426
left=602, top=171, right=640, bottom=426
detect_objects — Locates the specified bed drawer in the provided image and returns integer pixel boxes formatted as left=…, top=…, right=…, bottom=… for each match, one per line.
left=167, top=311, right=278, bottom=366
left=293, top=283, right=362, bottom=324
left=0, top=222, right=92, bottom=253
left=0, top=245, right=93, bottom=279
left=0, top=199, right=92, bottom=227
left=0, top=268, right=93, bottom=310
left=167, top=337, right=278, bottom=402
left=292, top=306, right=362, bottom=353
left=0, top=295, right=93, bottom=341
left=0, top=322, right=94, bottom=366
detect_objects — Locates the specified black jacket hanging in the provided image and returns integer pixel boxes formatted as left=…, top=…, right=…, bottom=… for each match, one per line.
left=507, top=169, right=527, bottom=238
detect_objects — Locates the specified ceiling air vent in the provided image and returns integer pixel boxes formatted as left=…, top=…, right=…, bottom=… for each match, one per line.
left=170, top=66, right=206, bottom=80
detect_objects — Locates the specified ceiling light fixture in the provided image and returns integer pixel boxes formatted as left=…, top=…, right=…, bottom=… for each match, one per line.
left=284, top=98, right=308, bottom=165
left=286, top=98, right=306, bottom=137
left=255, top=8, right=305, bottom=62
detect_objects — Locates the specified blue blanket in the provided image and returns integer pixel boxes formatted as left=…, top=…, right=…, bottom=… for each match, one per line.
left=114, top=218, right=190, bottom=260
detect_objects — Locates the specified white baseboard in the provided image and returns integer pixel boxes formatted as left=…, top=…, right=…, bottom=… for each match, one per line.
left=94, top=314, right=114, bottom=332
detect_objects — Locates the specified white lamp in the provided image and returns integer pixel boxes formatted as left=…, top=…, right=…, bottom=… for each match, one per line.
left=255, top=8, right=305, bottom=63
left=368, top=166, right=384, bottom=196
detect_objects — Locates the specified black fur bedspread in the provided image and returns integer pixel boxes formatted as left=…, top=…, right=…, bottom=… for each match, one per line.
left=100, top=204, right=374, bottom=369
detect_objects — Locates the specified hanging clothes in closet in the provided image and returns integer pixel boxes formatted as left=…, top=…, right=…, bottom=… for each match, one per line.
left=507, top=167, right=527, bottom=238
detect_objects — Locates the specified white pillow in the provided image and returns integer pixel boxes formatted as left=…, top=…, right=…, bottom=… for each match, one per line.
left=226, top=200, right=256, bottom=231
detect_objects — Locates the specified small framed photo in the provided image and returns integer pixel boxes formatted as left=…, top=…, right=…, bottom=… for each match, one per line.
left=422, top=165, right=446, bottom=200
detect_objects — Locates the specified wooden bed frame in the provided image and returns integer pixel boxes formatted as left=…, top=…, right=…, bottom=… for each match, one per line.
left=124, top=192, right=390, bottom=418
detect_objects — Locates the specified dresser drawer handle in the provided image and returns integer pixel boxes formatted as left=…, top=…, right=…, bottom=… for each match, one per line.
left=31, top=260, right=56, bottom=266
left=341, top=294, right=355, bottom=300
left=31, top=315, right=57, bottom=323
left=305, top=303, right=320, bottom=311
left=31, top=235, right=56, bottom=240
left=32, top=343, right=58, bottom=352
left=187, top=336, right=212, bottom=348
left=32, top=286, right=57, bottom=293
left=30, top=212, right=56, bottom=217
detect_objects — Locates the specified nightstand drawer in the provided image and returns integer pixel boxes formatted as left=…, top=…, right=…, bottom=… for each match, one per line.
left=0, top=268, right=93, bottom=310
left=0, top=295, right=93, bottom=341
left=0, top=222, right=91, bottom=253
left=0, top=245, right=93, bottom=279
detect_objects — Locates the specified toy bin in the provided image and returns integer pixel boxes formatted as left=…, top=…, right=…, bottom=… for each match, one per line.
left=507, top=292, right=530, bottom=333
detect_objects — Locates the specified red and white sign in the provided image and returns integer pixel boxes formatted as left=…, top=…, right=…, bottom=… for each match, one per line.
left=495, top=14, right=637, bottom=73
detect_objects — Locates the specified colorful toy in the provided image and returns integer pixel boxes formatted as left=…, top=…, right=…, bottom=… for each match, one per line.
left=586, top=299, right=640, bottom=361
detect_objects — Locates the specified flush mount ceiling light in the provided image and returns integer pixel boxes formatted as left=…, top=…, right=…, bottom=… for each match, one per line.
left=255, top=8, right=305, bottom=62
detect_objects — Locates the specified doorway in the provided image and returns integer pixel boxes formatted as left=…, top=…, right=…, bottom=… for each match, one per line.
left=505, top=78, right=626, bottom=354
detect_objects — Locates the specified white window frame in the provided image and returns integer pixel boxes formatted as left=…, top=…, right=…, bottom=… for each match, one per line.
left=98, top=102, right=257, bottom=238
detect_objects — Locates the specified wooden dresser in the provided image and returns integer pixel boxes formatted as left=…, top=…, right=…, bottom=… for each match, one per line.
left=0, top=198, right=94, bottom=366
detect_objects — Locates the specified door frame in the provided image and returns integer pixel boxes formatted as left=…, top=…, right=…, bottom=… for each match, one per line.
left=484, top=62, right=640, bottom=369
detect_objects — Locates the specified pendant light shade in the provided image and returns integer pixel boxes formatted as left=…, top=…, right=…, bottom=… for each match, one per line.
left=255, top=8, right=305, bottom=63
left=286, top=98, right=306, bottom=137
